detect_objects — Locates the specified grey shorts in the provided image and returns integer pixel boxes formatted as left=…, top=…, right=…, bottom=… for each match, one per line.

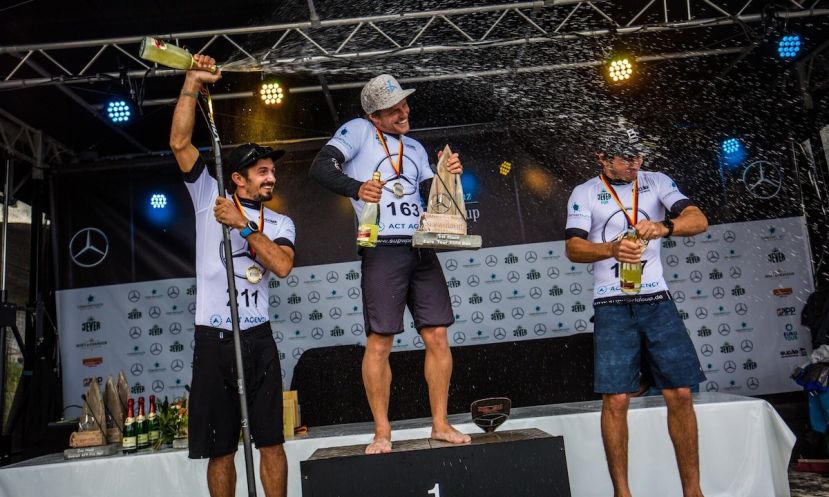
left=360, top=246, right=455, bottom=334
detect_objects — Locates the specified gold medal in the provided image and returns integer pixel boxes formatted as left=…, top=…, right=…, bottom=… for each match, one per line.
left=245, top=265, right=264, bottom=284
left=393, top=181, right=405, bottom=198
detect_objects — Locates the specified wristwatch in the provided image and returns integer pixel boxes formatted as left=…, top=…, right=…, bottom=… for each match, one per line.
left=240, top=220, right=259, bottom=239
left=661, top=217, right=674, bottom=238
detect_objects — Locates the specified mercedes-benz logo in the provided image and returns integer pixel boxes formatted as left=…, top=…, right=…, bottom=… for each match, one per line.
left=525, top=251, right=538, bottom=263
left=547, top=267, right=560, bottom=279
left=723, top=231, right=736, bottom=243
left=746, top=377, right=759, bottom=390
left=489, top=291, right=502, bottom=303
left=69, top=227, right=109, bottom=268
left=683, top=237, right=695, bottom=247
left=149, top=306, right=161, bottom=319
left=129, top=327, right=141, bottom=339
left=743, top=160, right=782, bottom=199
left=351, top=323, right=363, bottom=336
left=707, top=251, right=719, bottom=263
left=529, top=287, right=542, bottom=299
left=718, top=323, right=731, bottom=335
left=494, top=328, right=507, bottom=340
left=712, top=287, right=725, bottom=299
left=706, top=382, right=719, bottom=392
left=326, top=271, right=339, bottom=283
left=552, top=303, right=565, bottom=315
left=700, top=344, right=714, bottom=357
left=570, top=283, right=583, bottom=295
left=128, top=290, right=141, bottom=303
left=451, top=295, right=462, bottom=308
left=152, top=380, right=165, bottom=393
left=575, top=319, right=588, bottom=331
left=507, top=271, right=520, bottom=283
left=445, top=259, right=458, bottom=271
left=485, top=255, right=498, bottom=267
left=534, top=323, right=547, bottom=336
left=723, top=360, right=737, bottom=373
left=167, top=286, right=180, bottom=298
left=290, top=311, right=302, bottom=323
left=273, top=331, right=284, bottom=343
left=467, top=275, right=480, bottom=287
left=512, top=307, right=524, bottom=319
left=471, top=311, right=484, bottom=323
left=188, top=302, right=196, bottom=314
left=666, top=255, right=679, bottom=267
left=308, top=291, right=321, bottom=303
left=287, top=275, right=299, bottom=287
left=586, top=264, right=594, bottom=274
left=413, top=336, right=424, bottom=348
left=311, top=327, right=324, bottom=340
left=431, top=193, right=453, bottom=214
left=695, top=307, right=708, bottom=319
left=690, top=271, right=702, bottom=283
left=292, top=348, right=304, bottom=360
left=171, top=359, right=184, bottom=372
left=735, top=303, right=748, bottom=315
left=453, top=331, right=466, bottom=344
left=150, top=343, right=163, bottom=355
left=130, top=363, right=144, bottom=376
left=729, top=266, right=741, bottom=279
left=269, top=295, right=281, bottom=307
left=169, top=323, right=182, bottom=335
left=741, top=339, right=754, bottom=352
left=348, top=287, right=361, bottom=299
left=674, top=291, right=686, bottom=303
left=329, top=307, right=342, bottom=319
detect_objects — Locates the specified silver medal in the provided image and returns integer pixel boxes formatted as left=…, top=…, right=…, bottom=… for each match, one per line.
left=245, top=265, right=264, bottom=284
left=392, top=181, right=405, bottom=198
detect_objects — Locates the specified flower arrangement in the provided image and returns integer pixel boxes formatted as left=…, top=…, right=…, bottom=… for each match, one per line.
left=153, top=397, right=188, bottom=450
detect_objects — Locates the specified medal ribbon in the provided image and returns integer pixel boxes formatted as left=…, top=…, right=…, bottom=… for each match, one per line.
left=375, top=127, right=403, bottom=178
left=599, top=174, right=638, bottom=228
left=232, top=194, right=264, bottom=258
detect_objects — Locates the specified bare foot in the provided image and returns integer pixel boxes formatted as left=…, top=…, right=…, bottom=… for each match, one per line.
left=365, top=436, right=392, bottom=455
left=431, top=425, right=471, bottom=445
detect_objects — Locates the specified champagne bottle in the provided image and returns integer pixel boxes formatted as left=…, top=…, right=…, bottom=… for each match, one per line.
left=139, top=37, right=218, bottom=74
left=147, top=395, right=160, bottom=446
left=619, top=228, right=642, bottom=294
left=136, top=397, right=149, bottom=449
left=356, top=171, right=382, bottom=248
left=122, top=398, right=137, bottom=454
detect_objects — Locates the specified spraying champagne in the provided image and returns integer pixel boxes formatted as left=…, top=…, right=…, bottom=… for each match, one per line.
left=139, top=37, right=218, bottom=74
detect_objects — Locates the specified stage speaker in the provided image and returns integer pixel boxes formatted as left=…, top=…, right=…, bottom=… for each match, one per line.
left=300, top=428, right=570, bottom=497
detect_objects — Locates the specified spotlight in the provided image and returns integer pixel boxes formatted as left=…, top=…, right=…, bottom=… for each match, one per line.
left=150, top=193, right=167, bottom=209
left=777, top=34, right=801, bottom=59
left=260, top=82, right=284, bottom=106
left=106, top=99, right=132, bottom=123
left=721, top=138, right=745, bottom=168
left=722, top=138, right=741, bottom=155
left=607, top=56, right=634, bottom=83
left=499, top=161, right=512, bottom=176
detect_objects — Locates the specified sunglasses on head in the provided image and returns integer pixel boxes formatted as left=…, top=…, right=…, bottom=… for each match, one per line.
left=235, top=144, right=275, bottom=170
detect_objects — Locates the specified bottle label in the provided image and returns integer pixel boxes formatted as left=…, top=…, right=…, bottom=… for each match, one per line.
left=148, top=430, right=160, bottom=442
left=356, top=224, right=378, bottom=247
left=137, top=433, right=149, bottom=445
left=122, top=436, right=137, bottom=449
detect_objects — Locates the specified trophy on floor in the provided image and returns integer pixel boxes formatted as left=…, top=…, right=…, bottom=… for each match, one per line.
left=412, top=145, right=482, bottom=250
left=471, top=397, right=511, bottom=433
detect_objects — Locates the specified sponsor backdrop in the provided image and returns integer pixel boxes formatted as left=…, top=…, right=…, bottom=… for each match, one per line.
left=58, top=216, right=813, bottom=416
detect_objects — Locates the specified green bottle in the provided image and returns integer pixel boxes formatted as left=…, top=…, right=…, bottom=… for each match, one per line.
left=356, top=171, right=381, bottom=248
left=136, top=397, right=149, bottom=449
left=619, top=228, right=642, bottom=294
left=122, top=398, right=137, bottom=454
left=147, top=395, right=160, bottom=446
left=139, top=37, right=218, bottom=74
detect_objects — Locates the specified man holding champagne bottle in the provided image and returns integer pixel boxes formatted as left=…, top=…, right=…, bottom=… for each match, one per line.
left=309, top=74, right=470, bottom=454
left=564, top=119, right=709, bottom=497
left=170, top=54, right=295, bottom=497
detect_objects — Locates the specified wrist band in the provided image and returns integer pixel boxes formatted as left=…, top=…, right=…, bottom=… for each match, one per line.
left=180, top=90, right=199, bottom=99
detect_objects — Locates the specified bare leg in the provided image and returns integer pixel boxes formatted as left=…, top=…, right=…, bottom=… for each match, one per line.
left=601, top=393, right=632, bottom=497
left=362, top=332, right=394, bottom=454
left=421, top=326, right=470, bottom=445
left=662, top=387, right=705, bottom=497
left=207, top=453, right=236, bottom=497
left=259, top=444, right=288, bottom=497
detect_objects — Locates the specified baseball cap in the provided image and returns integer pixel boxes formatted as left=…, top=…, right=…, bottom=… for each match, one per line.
left=360, top=74, right=415, bottom=115
left=599, top=118, right=650, bottom=158
left=226, top=143, right=285, bottom=174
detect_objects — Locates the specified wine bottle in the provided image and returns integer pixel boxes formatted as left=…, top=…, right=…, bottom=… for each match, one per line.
left=136, top=397, right=149, bottom=449
left=147, top=395, right=160, bottom=446
left=356, top=171, right=382, bottom=248
left=139, top=37, right=217, bottom=74
left=122, top=398, right=137, bottom=454
left=619, top=228, right=642, bottom=294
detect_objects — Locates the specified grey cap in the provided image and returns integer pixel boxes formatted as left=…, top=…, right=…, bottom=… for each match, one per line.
left=599, top=117, right=651, bottom=157
left=360, top=74, right=415, bottom=115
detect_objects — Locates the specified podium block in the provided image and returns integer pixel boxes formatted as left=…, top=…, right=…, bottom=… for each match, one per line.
left=300, top=428, right=570, bottom=497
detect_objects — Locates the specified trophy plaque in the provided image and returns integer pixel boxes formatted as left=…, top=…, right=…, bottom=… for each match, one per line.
left=412, top=145, right=482, bottom=250
left=471, top=397, right=511, bottom=433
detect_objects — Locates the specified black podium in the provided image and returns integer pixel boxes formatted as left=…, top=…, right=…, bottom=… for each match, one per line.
left=300, top=428, right=571, bottom=497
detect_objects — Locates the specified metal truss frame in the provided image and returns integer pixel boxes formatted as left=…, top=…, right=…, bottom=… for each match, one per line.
left=0, top=109, right=74, bottom=169
left=1, top=0, right=827, bottom=92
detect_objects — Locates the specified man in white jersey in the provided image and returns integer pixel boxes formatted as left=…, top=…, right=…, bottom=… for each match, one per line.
left=309, top=74, right=471, bottom=454
left=565, top=120, right=708, bottom=497
left=170, top=54, right=295, bottom=497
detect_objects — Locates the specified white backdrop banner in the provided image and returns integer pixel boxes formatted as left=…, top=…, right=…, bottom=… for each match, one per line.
left=57, top=216, right=814, bottom=415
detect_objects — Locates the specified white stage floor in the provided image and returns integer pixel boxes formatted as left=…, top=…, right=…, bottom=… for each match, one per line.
left=0, top=393, right=795, bottom=497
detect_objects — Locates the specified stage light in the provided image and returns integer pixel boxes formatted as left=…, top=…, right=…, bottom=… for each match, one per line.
left=150, top=193, right=167, bottom=209
left=721, top=138, right=745, bottom=168
left=777, top=35, right=801, bottom=59
left=260, top=82, right=284, bottom=106
left=722, top=138, right=741, bottom=155
left=607, top=57, right=634, bottom=83
left=499, top=161, right=512, bottom=176
left=106, top=99, right=132, bottom=123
